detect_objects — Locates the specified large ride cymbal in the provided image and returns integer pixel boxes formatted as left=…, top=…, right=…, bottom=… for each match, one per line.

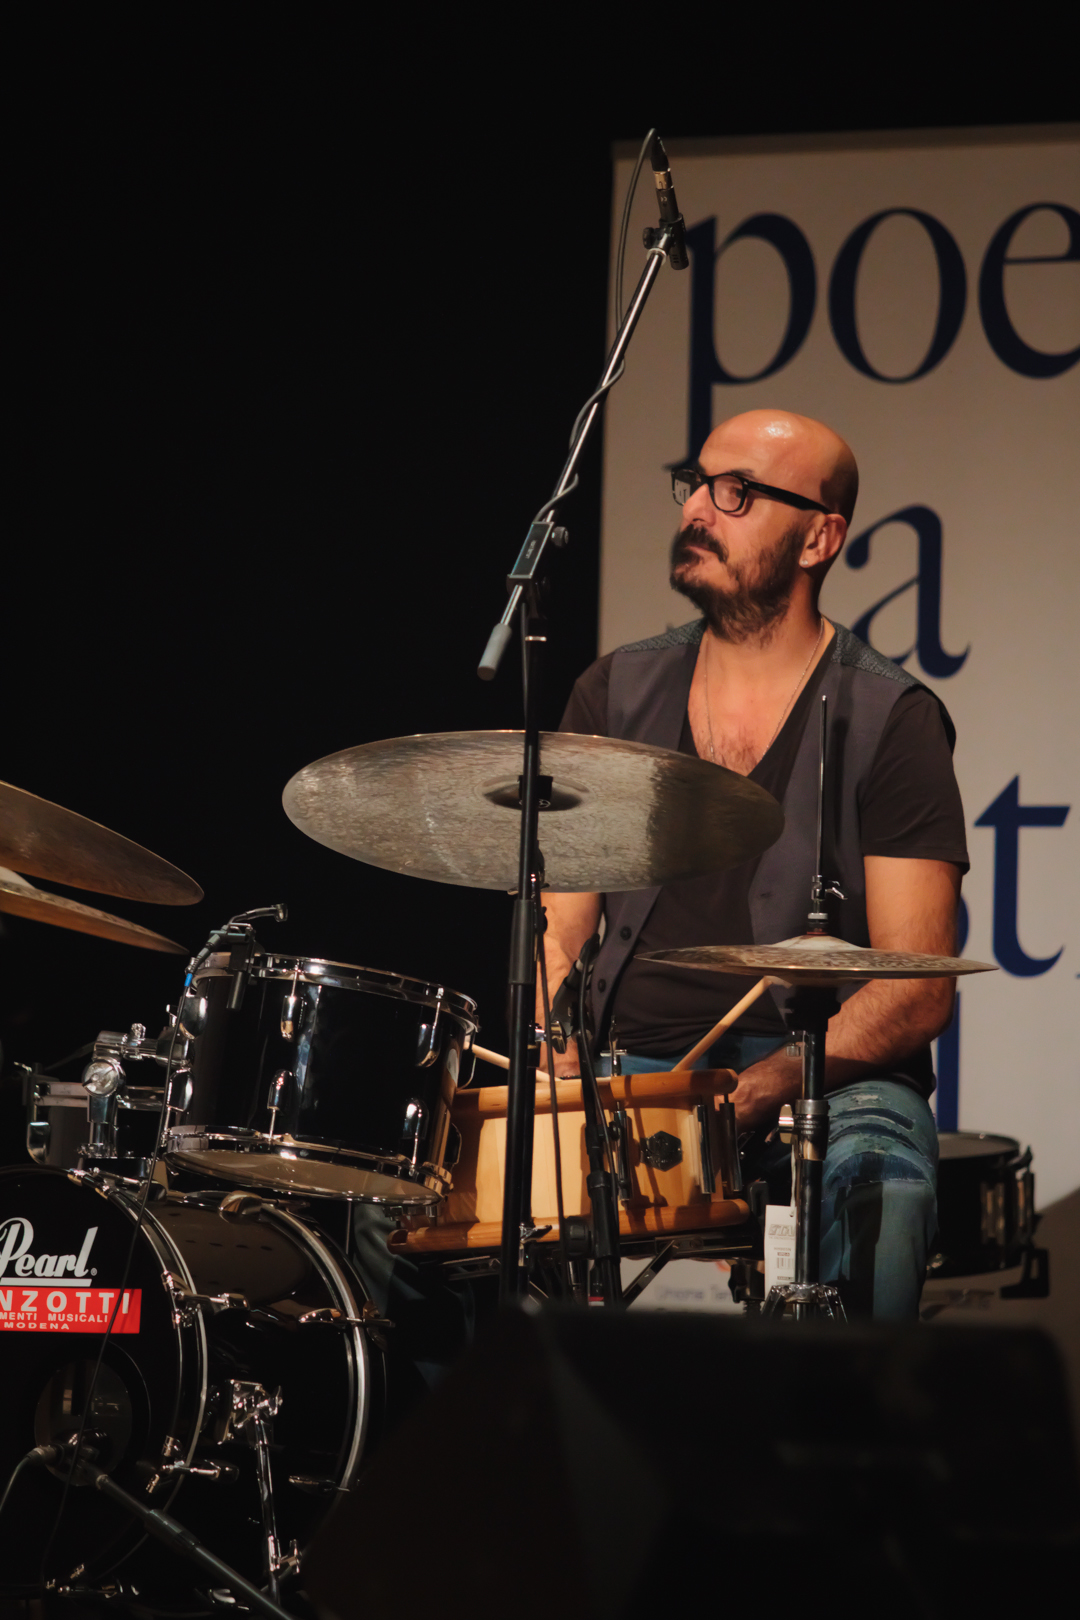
left=642, top=933, right=996, bottom=986
left=0, top=782, right=202, bottom=905
left=0, top=868, right=188, bottom=953
left=282, top=731, right=784, bottom=893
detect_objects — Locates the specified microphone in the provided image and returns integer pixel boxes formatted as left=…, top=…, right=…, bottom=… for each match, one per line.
left=548, top=959, right=583, bottom=1052
left=648, top=134, right=688, bottom=271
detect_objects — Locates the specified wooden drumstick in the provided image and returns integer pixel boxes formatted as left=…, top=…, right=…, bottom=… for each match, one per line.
left=472, top=1043, right=510, bottom=1071
left=671, top=976, right=773, bottom=1071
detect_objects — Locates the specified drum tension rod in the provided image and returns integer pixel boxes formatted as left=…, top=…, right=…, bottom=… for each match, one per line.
left=299, top=1301, right=394, bottom=1350
left=161, top=1271, right=278, bottom=1329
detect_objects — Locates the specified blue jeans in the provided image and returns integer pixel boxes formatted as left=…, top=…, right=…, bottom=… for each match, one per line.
left=599, top=1034, right=938, bottom=1321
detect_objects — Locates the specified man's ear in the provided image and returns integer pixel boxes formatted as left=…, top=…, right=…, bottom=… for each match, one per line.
left=800, top=513, right=847, bottom=570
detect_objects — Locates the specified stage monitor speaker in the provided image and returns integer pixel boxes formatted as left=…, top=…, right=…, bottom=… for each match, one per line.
left=304, top=1306, right=1080, bottom=1619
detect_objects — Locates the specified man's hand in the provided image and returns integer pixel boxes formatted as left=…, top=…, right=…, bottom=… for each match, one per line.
left=733, top=856, right=962, bottom=1128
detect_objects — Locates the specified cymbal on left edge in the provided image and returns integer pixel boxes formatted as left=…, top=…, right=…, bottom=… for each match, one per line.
left=0, top=780, right=203, bottom=905
left=0, top=869, right=188, bottom=953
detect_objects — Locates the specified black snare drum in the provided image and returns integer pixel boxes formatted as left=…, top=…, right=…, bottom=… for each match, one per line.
left=0, top=1165, right=377, bottom=1595
left=928, top=1130, right=1036, bottom=1277
left=167, top=952, right=478, bottom=1203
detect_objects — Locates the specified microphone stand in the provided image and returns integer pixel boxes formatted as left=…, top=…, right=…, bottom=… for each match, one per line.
left=765, top=697, right=846, bottom=1321
left=478, top=212, right=685, bottom=1306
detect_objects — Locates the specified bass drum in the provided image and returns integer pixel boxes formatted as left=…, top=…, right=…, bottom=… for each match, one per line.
left=0, top=1166, right=379, bottom=1596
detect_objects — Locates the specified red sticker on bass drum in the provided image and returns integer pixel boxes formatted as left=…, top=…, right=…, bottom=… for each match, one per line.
left=0, top=1287, right=142, bottom=1332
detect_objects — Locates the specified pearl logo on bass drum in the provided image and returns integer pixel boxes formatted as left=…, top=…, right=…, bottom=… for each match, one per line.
left=0, top=1217, right=141, bottom=1333
left=0, top=1216, right=98, bottom=1278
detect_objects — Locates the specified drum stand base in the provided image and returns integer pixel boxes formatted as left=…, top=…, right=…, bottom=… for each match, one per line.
left=763, top=1281, right=846, bottom=1320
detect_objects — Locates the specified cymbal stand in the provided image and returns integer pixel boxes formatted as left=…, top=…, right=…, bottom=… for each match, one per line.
left=763, top=986, right=845, bottom=1320
left=573, top=935, right=623, bottom=1306
left=477, top=194, right=687, bottom=1305
left=764, top=696, right=846, bottom=1321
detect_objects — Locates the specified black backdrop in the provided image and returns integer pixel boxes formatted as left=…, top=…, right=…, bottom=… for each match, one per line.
left=2, top=25, right=1073, bottom=1156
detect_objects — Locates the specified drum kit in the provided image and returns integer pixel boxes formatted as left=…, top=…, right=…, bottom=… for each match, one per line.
left=0, top=141, right=1032, bottom=1614
left=0, top=743, right=1006, bottom=1610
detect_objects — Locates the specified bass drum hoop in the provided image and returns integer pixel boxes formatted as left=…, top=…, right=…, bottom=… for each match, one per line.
left=240, top=1198, right=371, bottom=1494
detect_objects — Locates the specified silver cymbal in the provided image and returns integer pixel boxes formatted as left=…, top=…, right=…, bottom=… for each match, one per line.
left=282, top=731, right=784, bottom=893
left=0, top=868, right=187, bottom=953
left=642, top=933, right=997, bottom=986
left=0, top=780, right=202, bottom=905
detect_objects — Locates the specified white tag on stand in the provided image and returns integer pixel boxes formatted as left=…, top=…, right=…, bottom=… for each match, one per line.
left=764, top=1203, right=797, bottom=1296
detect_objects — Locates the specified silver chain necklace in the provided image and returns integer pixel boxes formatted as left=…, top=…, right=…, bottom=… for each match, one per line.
left=702, top=617, right=825, bottom=767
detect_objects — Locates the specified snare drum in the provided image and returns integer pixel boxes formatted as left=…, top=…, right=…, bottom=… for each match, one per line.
left=167, top=953, right=478, bottom=1203
left=928, top=1130, right=1036, bottom=1277
left=393, top=1068, right=753, bottom=1261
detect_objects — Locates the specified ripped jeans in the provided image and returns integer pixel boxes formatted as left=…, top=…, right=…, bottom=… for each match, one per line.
left=600, top=1035, right=938, bottom=1321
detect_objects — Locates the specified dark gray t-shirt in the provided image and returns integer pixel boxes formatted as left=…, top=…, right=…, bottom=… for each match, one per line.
left=560, top=635, right=969, bottom=1056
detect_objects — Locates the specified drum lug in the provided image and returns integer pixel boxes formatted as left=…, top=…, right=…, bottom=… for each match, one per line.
left=609, top=1108, right=633, bottom=1202
left=280, top=992, right=301, bottom=1041
left=266, top=1070, right=291, bottom=1140
left=400, top=1098, right=427, bottom=1170
left=694, top=1101, right=716, bottom=1195
left=415, top=997, right=445, bottom=1067
left=713, top=1097, right=743, bottom=1196
left=162, top=1269, right=252, bottom=1327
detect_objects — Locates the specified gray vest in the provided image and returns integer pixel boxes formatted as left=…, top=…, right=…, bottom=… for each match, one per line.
left=588, top=620, right=953, bottom=1043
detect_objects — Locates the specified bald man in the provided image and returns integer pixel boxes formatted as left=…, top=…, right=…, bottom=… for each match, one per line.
left=541, top=410, right=969, bottom=1320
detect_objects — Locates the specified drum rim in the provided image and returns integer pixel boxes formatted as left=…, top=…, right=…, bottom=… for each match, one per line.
left=167, top=1132, right=450, bottom=1202
left=936, top=1129, right=1021, bottom=1159
left=193, top=950, right=478, bottom=1023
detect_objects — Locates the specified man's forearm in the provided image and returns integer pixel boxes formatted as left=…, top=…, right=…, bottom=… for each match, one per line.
left=733, top=975, right=955, bottom=1127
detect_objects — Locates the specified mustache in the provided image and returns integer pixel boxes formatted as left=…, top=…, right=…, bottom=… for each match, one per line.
left=670, top=523, right=727, bottom=566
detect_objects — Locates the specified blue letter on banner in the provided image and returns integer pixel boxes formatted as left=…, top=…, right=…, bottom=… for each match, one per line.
left=685, top=215, right=816, bottom=457
left=829, top=209, right=967, bottom=382
left=975, top=778, right=1070, bottom=976
left=979, top=204, right=1080, bottom=378
left=846, top=505, right=969, bottom=678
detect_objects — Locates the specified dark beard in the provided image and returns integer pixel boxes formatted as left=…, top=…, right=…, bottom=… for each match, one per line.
left=669, top=520, right=806, bottom=642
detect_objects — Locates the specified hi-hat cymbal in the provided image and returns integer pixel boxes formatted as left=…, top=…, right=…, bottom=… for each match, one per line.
left=0, top=868, right=187, bottom=953
left=642, top=933, right=996, bottom=986
left=0, top=781, right=202, bottom=905
left=282, top=731, right=784, bottom=893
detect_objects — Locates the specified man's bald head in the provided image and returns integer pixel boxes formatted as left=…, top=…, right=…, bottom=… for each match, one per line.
left=701, top=409, right=859, bottom=524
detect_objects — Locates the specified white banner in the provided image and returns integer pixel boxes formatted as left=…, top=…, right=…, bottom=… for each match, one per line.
left=601, top=127, right=1080, bottom=1203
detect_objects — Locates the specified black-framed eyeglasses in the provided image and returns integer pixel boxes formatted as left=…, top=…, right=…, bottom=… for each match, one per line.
left=671, top=466, right=831, bottom=516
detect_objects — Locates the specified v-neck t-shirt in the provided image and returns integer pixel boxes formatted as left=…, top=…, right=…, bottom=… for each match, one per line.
left=558, top=631, right=969, bottom=1056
